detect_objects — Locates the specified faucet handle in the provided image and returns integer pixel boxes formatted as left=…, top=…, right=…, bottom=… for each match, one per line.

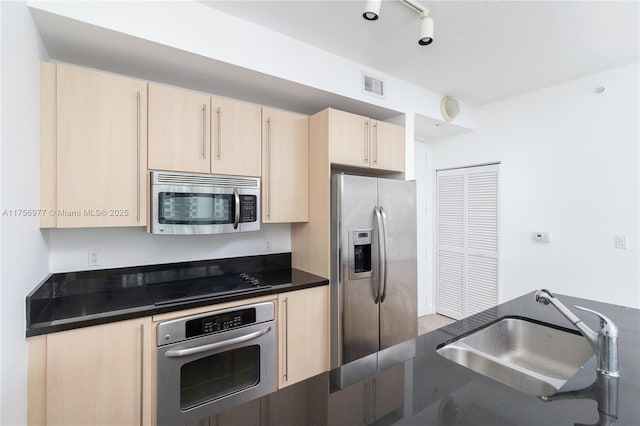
left=574, top=305, right=619, bottom=337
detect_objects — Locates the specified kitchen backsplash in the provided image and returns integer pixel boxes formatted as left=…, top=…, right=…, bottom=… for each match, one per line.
left=46, top=223, right=291, bottom=272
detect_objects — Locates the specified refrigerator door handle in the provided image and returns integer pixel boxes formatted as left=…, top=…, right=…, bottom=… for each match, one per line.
left=374, top=207, right=385, bottom=304
left=379, top=207, right=389, bottom=303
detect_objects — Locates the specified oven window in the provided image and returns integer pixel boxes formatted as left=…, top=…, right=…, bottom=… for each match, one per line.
left=180, top=345, right=260, bottom=410
left=158, top=192, right=234, bottom=225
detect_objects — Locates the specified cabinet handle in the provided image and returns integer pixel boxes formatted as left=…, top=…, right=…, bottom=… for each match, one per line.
left=284, top=297, right=289, bottom=381
left=139, top=323, right=144, bottom=426
left=201, top=104, right=207, bottom=159
left=266, top=117, right=272, bottom=220
left=373, top=122, right=378, bottom=165
left=216, top=107, right=221, bottom=160
left=364, top=120, right=369, bottom=164
left=136, top=91, right=141, bottom=223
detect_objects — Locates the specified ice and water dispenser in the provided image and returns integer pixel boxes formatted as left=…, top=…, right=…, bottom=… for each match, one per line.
left=349, top=229, right=373, bottom=279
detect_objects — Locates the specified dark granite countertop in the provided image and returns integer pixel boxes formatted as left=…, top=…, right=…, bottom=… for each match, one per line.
left=392, top=292, right=640, bottom=426
left=227, top=291, right=639, bottom=426
left=26, top=252, right=328, bottom=337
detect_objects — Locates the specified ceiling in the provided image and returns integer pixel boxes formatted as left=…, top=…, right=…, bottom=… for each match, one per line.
left=202, top=0, right=640, bottom=106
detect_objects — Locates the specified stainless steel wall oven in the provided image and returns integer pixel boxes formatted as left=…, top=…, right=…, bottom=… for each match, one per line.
left=156, top=302, right=276, bottom=425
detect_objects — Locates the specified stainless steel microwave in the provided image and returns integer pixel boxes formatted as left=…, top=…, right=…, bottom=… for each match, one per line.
left=151, top=171, right=260, bottom=235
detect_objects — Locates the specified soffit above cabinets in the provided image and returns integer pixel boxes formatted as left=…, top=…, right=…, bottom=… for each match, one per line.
left=29, top=6, right=404, bottom=122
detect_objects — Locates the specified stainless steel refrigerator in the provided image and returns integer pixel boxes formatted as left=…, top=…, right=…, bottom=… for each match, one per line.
left=331, top=174, right=417, bottom=388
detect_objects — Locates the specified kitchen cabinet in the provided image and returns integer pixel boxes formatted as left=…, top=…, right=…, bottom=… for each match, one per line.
left=328, top=108, right=405, bottom=173
left=210, top=95, right=262, bottom=177
left=291, top=108, right=405, bottom=279
left=262, top=108, right=309, bottom=223
left=148, top=86, right=262, bottom=177
left=328, top=363, right=405, bottom=425
left=148, top=83, right=211, bottom=174
left=40, top=62, right=148, bottom=228
left=278, top=285, right=329, bottom=388
left=28, top=317, right=153, bottom=426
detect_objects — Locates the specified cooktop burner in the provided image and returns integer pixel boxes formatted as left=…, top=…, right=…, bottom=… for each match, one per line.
left=148, top=272, right=270, bottom=306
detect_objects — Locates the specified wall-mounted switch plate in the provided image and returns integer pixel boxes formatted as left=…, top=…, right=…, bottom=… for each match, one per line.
left=533, top=232, right=550, bottom=243
left=615, top=235, right=628, bottom=249
left=88, top=248, right=101, bottom=266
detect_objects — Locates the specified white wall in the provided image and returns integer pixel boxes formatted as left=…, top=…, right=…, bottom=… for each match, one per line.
left=428, top=63, right=640, bottom=308
left=48, top=225, right=291, bottom=272
left=0, top=2, right=50, bottom=425
left=27, top=0, right=480, bottom=182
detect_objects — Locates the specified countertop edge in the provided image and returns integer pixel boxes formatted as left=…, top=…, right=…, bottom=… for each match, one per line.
left=26, top=276, right=328, bottom=337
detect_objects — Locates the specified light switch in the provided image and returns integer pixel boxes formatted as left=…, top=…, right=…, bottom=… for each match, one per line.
left=615, top=235, right=628, bottom=250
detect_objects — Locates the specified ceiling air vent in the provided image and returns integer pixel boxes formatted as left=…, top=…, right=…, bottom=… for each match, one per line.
left=362, top=73, right=385, bottom=98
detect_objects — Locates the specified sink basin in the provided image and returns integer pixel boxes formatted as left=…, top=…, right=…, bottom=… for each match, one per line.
left=436, top=317, right=593, bottom=396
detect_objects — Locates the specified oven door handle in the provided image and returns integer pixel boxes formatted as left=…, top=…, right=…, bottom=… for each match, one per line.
left=164, top=326, right=271, bottom=358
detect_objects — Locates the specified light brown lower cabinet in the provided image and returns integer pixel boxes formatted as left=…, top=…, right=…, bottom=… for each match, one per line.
left=278, top=286, right=330, bottom=388
left=28, top=317, right=153, bottom=426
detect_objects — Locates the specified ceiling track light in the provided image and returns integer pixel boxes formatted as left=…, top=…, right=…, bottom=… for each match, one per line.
left=362, top=0, right=434, bottom=46
left=363, top=0, right=381, bottom=21
left=419, top=12, right=434, bottom=46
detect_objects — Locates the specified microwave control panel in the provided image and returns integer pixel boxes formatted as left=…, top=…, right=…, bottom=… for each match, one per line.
left=239, top=195, right=257, bottom=223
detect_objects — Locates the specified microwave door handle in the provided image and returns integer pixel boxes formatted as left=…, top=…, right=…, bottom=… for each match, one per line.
left=233, top=189, right=240, bottom=230
left=164, top=326, right=272, bottom=358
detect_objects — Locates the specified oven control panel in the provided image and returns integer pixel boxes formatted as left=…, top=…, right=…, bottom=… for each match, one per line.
left=157, top=301, right=275, bottom=346
left=186, top=308, right=257, bottom=338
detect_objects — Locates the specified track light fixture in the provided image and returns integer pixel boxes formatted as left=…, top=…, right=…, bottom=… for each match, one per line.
left=362, top=0, right=434, bottom=46
left=363, top=0, right=381, bottom=21
left=418, top=12, right=434, bottom=46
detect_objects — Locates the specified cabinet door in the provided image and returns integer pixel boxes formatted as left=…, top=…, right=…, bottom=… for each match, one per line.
left=56, top=64, right=148, bottom=227
left=211, top=96, right=261, bottom=177
left=148, top=83, right=210, bottom=173
left=370, top=120, right=405, bottom=173
left=328, top=109, right=370, bottom=168
left=45, top=318, right=153, bottom=426
left=262, top=108, right=309, bottom=223
left=278, top=286, right=329, bottom=388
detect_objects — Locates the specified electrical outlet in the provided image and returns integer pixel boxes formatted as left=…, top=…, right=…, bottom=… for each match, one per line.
left=88, top=248, right=101, bottom=266
left=265, top=239, right=272, bottom=252
left=533, top=232, right=550, bottom=243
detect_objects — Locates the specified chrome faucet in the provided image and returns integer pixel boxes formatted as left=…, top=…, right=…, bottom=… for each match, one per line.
left=540, top=373, right=619, bottom=425
left=535, top=289, right=619, bottom=377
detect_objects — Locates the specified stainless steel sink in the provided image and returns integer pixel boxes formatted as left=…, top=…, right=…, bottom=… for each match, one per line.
left=436, top=317, right=594, bottom=396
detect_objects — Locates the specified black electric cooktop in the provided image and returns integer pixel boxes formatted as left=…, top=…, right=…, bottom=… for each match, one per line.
left=147, top=272, right=271, bottom=305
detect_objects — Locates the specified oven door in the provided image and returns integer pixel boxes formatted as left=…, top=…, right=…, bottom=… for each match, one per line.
left=156, top=321, right=276, bottom=425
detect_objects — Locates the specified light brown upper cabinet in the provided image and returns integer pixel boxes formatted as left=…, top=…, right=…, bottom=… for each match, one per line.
left=40, top=62, right=148, bottom=228
left=328, top=108, right=405, bottom=173
left=262, top=108, right=309, bottom=223
left=148, top=83, right=211, bottom=174
left=210, top=96, right=261, bottom=177
left=148, top=85, right=261, bottom=177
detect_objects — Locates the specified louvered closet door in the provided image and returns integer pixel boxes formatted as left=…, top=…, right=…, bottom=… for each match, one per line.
left=436, top=171, right=465, bottom=319
left=436, top=164, right=499, bottom=320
